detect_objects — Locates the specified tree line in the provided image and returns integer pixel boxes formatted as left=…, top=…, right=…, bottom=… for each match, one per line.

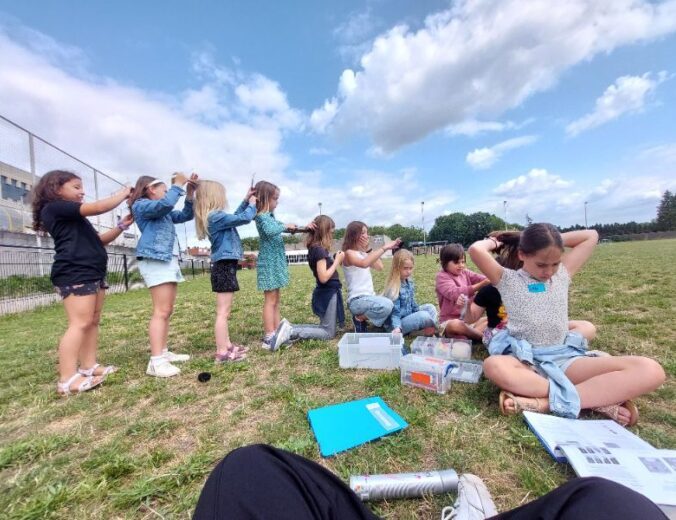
left=238, top=191, right=676, bottom=251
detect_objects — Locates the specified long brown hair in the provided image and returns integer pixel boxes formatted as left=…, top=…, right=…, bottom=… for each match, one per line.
left=127, top=175, right=159, bottom=210
left=254, top=180, right=279, bottom=214
left=30, top=170, right=80, bottom=231
left=491, top=224, right=563, bottom=268
left=305, top=215, right=335, bottom=251
left=342, top=221, right=366, bottom=251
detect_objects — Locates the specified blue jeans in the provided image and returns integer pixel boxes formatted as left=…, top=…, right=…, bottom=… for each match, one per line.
left=393, top=304, right=438, bottom=335
left=347, top=295, right=393, bottom=327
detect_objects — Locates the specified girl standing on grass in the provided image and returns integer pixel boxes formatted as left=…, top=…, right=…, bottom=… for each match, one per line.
left=194, top=180, right=256, bottom=362
left=254, top=180, right=314, bottom=350
left=31, top=169, right=132, bottom=396
left=435, top=244, right=491, bottom=341
left=130, top=172, right=197, bottom=377
left=270, top=215, right=346, bottom=349
left=341, top=221, right=401, bottom=332
left=468, top=224, right=665, bottom=426
left=383, top=249, right=437, bottom=336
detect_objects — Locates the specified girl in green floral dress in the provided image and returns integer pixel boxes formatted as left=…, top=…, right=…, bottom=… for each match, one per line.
left=254, top=181, right=310, bottom=350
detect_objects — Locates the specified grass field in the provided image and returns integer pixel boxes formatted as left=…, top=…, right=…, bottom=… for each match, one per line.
left=1, top=239, right=674, bottom=519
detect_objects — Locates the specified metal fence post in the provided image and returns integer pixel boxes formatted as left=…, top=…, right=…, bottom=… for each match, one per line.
left=123, top=254, right=129, bottom=291
left=191, top=259, right=195, bottom=279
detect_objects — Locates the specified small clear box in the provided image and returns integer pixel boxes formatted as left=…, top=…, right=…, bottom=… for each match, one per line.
left=400, top=354, right=455, bottom=394
left=447, top=360, right=484, bottom=384
left=410, top=336, right=473, bottom=360
left=338, top=333, right=405, bottom=370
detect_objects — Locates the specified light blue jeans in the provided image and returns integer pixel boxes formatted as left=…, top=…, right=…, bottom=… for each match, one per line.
left=390, top=304, right=438, bottom=335
left=347, top=295, right=393, bottom=327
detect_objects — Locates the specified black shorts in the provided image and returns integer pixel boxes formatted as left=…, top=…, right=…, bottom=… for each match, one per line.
left=211, top=260, right=240, bottom=293
left=55, top=279, right=109, bottom=299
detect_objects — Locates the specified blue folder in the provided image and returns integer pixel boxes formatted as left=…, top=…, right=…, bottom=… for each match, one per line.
left=308, top=396, right=408, bottom=457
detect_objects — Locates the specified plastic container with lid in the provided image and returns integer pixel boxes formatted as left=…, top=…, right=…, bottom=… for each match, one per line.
left=400, top=354, right=455, bottom=394
left=338, top=333, right=405, bottom=370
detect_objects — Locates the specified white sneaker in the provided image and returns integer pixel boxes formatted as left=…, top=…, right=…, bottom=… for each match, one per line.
left=146, top=360, right=181, bottom=378
left=271, top=319, right=293, bottom=351
left=441, top=474, right=497, bottom=520
left=164, top=350, right=190, bottom=363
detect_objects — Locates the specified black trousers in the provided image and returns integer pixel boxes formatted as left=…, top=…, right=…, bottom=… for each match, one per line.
left=193, top=444, right=667, bottom=520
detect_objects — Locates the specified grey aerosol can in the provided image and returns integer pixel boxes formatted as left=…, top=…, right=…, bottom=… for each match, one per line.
left=350, top=469, right=459, bottom=501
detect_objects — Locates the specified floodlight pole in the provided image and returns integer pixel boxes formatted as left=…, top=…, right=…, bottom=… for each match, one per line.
left=584, top=201, right=588, bottom=228
left=421, top=201, right=426, bottom=248
left=318, top=202, right=322, bottom=215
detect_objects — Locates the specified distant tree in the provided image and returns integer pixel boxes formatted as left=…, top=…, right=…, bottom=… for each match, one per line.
left=656, top=190, right=676, bottom=231
left=429, top=212, right=507, bottom=245
left=241, top=236, right=260, bottom=251
left=386, top=224, right=423, bottom=244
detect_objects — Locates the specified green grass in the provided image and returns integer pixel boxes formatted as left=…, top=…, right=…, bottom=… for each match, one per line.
left=0, top=239, right=674, bottom=519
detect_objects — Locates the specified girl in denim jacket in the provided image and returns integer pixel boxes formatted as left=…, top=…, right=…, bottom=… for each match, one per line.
left=383, top=249, right=437, bottom=336
left=129, top=172, right=197, bottom=378
left=194, top=180, right=256, bottom=363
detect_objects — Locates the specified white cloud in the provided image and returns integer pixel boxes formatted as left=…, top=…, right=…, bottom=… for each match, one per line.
left=314, top=0, right=676, bottom=152
left=334, top=9, right=381, bottom=64
left=446, top=120, right=514, bottom=137
left=566, top=72, right=669, bottom=136
left=494, top=168, right=573, bottom=197
left=466, top=135, right=538, bottom=169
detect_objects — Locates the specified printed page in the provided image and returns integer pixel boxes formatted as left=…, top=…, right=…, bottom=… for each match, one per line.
left=523, top=412, right=654, bottom=459
left=560, top=446, right=676, bottom=506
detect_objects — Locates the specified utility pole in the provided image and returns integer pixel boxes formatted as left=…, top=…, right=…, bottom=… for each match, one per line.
left=503, top=200, right=508, bottom=230
left=318, top=202, right=322, bottom=215
left=584, top=201, right=588, bottom=228
left=421, top=201, right=426, bottom=249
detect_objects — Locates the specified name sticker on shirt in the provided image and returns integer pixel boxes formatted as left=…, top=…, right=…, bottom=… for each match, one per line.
left=528, top=282, right=547, bottom=293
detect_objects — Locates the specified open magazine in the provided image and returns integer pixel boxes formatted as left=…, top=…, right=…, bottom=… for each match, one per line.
left=522, top=411, right=653, bottom=462
left=559, top=445, right=676, bottom=507
left=523, top=412, right=676, bottom=508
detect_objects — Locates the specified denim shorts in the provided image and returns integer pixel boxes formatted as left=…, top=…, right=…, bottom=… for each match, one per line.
left=55, top=279, right=108, bottom=299
left=531, top=350, right=586, bottom=376
left=138, top=257, right=184, bottom=288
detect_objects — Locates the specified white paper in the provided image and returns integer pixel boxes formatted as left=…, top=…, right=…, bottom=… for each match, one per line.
left=523, top=411, right=654, bottom=460
left=560, top=445, right=676, bottom=506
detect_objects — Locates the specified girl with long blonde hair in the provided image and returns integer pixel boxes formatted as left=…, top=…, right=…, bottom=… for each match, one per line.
left=194, top=180, right=256, bottom=362
left=383, top=249, right=437, bottom=335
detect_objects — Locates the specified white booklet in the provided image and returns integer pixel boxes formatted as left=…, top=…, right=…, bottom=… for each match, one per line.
left=559, top=445, right=676, bottom=507
left=522, top=411, right=655, bottom=462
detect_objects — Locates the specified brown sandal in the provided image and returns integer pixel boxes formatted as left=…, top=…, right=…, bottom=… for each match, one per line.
left=499, top=391, right=547, bottom=415
left=592, top=401, right=639, bottom=427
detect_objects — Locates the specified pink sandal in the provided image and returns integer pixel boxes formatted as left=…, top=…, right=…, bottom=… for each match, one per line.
left=78, top=363, right=118, bottom=377
left=214, top=348, right=247, bottom=364
left=592, top=401, right=639, bottom=427
left=57, top=373, right=103, bottom=396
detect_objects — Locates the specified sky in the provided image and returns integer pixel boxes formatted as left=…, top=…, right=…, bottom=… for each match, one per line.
left=0, top=0, right=675, bottom=245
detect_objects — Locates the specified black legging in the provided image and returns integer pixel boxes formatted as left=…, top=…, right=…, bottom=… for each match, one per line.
left=193, top=444, right=667, bottom=520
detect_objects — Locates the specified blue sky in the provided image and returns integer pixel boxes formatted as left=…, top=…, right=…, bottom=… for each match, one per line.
left=1, top=0, right=675, bottom=244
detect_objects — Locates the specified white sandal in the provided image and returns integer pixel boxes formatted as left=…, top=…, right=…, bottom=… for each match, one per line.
left=78, top=363, right=118, bottom=377
left=57, top=373, right=103, bottom=396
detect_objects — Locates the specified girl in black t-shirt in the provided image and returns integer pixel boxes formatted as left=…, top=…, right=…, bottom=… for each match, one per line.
left=265, top=215, right=346, bottom=350
left=32, top=170, right=132, bottom=396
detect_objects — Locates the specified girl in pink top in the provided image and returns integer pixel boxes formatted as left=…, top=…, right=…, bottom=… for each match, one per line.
left=435, top=244, right=491, bottom=341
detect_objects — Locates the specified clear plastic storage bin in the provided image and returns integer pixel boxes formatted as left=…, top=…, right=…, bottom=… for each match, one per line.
left=338, top=333, right=405, bottom=370
left=410, top=336, right=472, bottom=360
left=447, top=360, right=483, bottom=383
left=400, top=354, right=455, bottom=394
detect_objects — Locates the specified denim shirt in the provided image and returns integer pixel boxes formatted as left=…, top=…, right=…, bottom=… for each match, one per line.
left=207, top=200, right=256, bottom=262
left=390, top=279, right=420, bottom=329
left=133, top=185, right=194, bottom=261
left=488, top=329, right=589, bottom=418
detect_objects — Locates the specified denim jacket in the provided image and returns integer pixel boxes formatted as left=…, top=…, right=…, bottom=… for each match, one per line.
left=390, top=279, right=419, bottom=329
left=488, top=329, right=588, bottom=418
left=208, top=200, right=256, bottom=262
left=132, top=185, right=194, bottom=261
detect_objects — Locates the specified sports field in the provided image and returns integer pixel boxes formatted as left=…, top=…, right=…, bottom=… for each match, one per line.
left=0, top=239, right=674, bottom=519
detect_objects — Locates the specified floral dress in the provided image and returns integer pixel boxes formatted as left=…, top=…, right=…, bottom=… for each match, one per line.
left=254, top=212, right=289, bottom=291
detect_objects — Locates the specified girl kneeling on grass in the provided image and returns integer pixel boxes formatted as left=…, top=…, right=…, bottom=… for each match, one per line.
left=342, top=221, right=401, bottom=332
left=194, top=180, right=256, bottom=363
left=32, top=170, right=132, bottom=396
left=468, top=224, right=665, bottom=426
left=270, top=215, right=347, bottom=349
left=130, top=172, right=197, bottom=378
left=382, top=249, right=437, bottom=336
left=435, top=244, right=491, bottom=341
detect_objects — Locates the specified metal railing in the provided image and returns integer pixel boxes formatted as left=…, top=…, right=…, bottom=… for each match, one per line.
left=0, top=244, right=210, bottom=315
